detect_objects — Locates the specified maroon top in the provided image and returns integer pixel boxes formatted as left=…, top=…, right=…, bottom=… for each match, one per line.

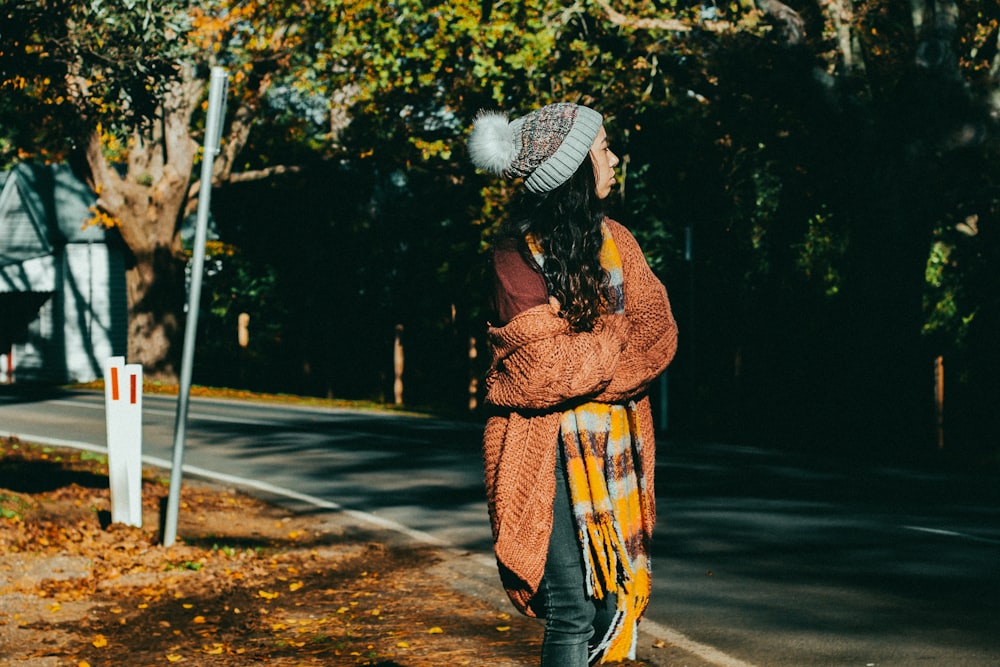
left=491, top=237, right=548, bottom=325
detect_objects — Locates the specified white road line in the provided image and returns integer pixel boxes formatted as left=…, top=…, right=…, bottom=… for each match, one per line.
left=0, top=430, right=445, bottom=546
left=902, top=525, right=1000, bottom=545
left=48, top=399, right=315, bottom=428
left=638, top=619, right=758, bottom=667
left=45, top=399, right=432, bottom=442
left=3, top=430, right=756, bottom=667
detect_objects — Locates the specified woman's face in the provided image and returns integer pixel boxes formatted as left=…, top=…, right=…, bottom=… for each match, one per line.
left=589, top=126, right=619, bottom=200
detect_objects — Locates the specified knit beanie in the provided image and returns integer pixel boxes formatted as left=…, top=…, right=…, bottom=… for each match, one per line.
left=468, top=102, right=604, bottom=193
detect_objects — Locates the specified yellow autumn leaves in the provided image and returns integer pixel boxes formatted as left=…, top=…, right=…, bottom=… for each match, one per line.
left=5, top=440, right=541, bottom=666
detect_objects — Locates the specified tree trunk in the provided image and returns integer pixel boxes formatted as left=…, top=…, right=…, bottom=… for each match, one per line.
left=83, top=74, right=200, bottom=383
left=125, top=246, right=187, bottom=382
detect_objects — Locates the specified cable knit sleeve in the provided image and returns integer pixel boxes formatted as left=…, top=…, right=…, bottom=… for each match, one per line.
left=594, top=220, right=678, bottom=403
left=484, top=299, right=630, bottom=411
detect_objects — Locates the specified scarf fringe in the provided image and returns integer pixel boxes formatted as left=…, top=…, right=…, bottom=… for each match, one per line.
left=580, top=513, right=634, bottom=600
left=581, top=512, right=649, bottom=663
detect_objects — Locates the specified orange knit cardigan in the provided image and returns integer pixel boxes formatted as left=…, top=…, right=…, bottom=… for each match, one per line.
left=482, top=219, right=679, bottom=615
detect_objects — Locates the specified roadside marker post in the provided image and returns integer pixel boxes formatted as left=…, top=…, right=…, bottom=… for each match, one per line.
left=103, top=356, right=143, bottom=527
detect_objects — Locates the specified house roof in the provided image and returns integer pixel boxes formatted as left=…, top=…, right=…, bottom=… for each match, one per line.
left=0, top=162, right=107, bottom=270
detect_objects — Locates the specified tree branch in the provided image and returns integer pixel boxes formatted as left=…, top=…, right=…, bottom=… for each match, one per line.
left=822, top=0, right=859, bottom=70
left=212, top=74, right=273, bottom=185
left=183, top=163, right=304, bottom=218
left=226, top=164, right=305, bottom=184
left=754, top=0, right=806, bottom=45
left=592, top=0, right=692, bottom=32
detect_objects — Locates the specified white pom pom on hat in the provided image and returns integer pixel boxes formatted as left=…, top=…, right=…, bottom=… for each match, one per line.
left=468, top=111, right=518, bottom=176
left=467, top=103, right=603, bottom=193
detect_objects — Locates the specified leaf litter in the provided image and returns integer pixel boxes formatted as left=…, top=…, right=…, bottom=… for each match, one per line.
left=0, top=437, right=656, bottom=667
left=0, top=437, right=560, bottom=666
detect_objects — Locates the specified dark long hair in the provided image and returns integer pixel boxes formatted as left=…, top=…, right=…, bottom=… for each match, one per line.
left=501, top=155, right=607, bottom=332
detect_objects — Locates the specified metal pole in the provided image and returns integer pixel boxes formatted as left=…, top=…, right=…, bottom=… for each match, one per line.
left=163, top=67, right=228, bottom=547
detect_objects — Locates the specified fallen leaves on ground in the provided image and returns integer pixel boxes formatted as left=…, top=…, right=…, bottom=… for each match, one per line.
left=0, top=436, right=555, bottom=666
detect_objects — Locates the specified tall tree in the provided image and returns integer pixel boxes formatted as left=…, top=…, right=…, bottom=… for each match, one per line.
left=1, top=0, right=344, bottom=379
left=622, top=0, right=1000, bottom=450
left=0, top=0, right=717, bottom=382
left=4, top=0, right=996, bottom=453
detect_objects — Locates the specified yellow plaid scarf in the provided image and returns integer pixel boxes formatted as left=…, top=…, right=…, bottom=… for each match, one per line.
left=527, top=222, right=651, bottom=663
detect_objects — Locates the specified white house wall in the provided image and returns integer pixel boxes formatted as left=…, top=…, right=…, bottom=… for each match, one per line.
left=0, top=255, right=56, bottom=293
left=62, top=242, right=127, bottom=382
left=12, top=242, right=127, bottom=383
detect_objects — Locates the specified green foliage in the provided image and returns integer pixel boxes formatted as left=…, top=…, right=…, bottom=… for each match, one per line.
left=164, top=560, right=204, bottom=572
left=78, top=450, right=108, bottom=465
left=922, top=233, right=981, bottom=346
left=0, top=0, right=193, bottom=148
left=0, top=493, right=30, bottom=520
left=3, top=0, right=999, bottom=452
left=794, top=207, right=846, bottom=298
left=0, top=136, right=13, bottom=170
left=193, top=240, right=288, bottom=393
left=745, top=152, right=782, bottom=280
left=211, top=543, right=260, bottom=557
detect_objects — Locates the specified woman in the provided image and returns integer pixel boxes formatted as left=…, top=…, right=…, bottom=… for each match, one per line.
left=468, top=102, right=679, bottom=666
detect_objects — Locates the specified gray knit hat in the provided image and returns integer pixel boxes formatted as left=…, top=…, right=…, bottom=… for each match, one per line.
left=468, top=102, right=604, bottom=193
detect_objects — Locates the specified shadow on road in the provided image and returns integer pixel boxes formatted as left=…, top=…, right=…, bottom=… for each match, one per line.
left=654, top=440, right=1000, bottom=654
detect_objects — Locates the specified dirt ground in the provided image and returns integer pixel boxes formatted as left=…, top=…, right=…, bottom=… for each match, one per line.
left=0, top=436, right=661, bottom=667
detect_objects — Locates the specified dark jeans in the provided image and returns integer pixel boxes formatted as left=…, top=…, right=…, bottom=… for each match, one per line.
left=538, top=449, right=616, bottom=667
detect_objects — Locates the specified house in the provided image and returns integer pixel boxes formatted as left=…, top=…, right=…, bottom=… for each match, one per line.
left=0, top=162, right=127, bottom=384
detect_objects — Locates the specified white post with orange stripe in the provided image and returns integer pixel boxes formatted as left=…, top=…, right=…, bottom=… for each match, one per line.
left=103, top=356, right=143, bottom=527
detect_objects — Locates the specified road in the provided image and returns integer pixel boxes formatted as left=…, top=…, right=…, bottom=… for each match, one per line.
left=2, top=387, right=998, bottom=666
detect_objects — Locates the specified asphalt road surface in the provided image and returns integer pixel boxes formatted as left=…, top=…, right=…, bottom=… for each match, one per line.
left=2, top=387, right=998, bottom=666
